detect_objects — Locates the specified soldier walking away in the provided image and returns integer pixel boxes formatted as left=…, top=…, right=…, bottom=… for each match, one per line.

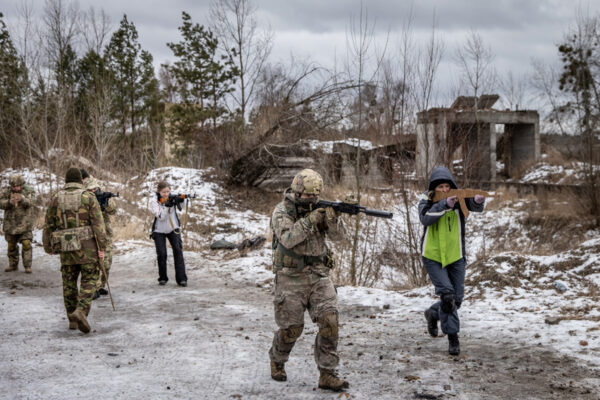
left=268, top=169, right=349, bottom=392
left=85, top=178, right=117, bottom=299
left=42, top=168, right=107, bottom=333
left=418, top=166, right=486, bottom=356
left=0, top=174, right=36, bottom=273
left=149, top=181, right=187, bottom=287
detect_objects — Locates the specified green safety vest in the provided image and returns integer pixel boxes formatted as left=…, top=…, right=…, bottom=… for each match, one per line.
left=423, top=209, right=462, bottom=267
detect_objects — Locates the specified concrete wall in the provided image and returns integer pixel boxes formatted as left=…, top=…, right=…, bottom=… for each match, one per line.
left=505, top=123, right=538, bottom=176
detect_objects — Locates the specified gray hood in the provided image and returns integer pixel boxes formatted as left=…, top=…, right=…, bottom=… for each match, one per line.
left=428, top=166, right=458, bottom=191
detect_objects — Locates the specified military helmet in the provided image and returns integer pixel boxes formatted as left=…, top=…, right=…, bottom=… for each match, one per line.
left=85, top=178, right=101, bottom=191
left=9, top=174, right=25, bottom=187
left=291, top=169, right=323, bottom=195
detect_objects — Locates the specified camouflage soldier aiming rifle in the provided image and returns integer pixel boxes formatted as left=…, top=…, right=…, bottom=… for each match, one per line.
left=43, top=168, right=107, bottom=333
left=269, top=169, right=349, bottom=392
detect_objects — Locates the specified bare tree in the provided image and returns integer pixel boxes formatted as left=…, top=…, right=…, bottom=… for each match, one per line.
left=43, top=0, right=80, bottom=77
left=209, top=0, right=273, bottom=127
left=414, top=10, right=444, bottom=113
left=80, top=6, right=111, bottom=54
left=343, top=4, right=389, bottom=286
left=499, top=70, right=529, bottom=110
left=455, top=30, right=497, bottom=184
left=531, top=59, right=569, bottom=135
left=455, top=30, right=496, bottom=103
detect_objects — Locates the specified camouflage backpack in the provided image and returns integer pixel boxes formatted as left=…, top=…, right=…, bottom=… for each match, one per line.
left=50, top=189, right=94, bottom=252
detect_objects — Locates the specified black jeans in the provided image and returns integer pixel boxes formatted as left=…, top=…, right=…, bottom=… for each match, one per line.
left=153, top=231, right=187, bottom=284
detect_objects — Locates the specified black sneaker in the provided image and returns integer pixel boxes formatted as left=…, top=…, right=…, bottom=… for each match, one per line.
left=424, top=309, right=439, bottom=337
left=92, top=291, right=100, bottom=300
left=98, top=288, right=109, bottom=296
left=158, top=280, right=167, bottom=286
left=448, top=333, right=460, bottom=356
left=178, top=281, right=187, bottom=287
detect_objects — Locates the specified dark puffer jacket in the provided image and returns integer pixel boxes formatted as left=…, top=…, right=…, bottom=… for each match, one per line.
left=417, top=166, right=484, bottom=262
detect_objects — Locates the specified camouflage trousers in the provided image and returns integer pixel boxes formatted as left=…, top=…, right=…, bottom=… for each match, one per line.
left=61, top=263, right=100, bottom=316
left=96, top=249, right=112, bottom=290
left=5, top=232, right=33, bottom=269
left=269, top=269, right=340, bottom=372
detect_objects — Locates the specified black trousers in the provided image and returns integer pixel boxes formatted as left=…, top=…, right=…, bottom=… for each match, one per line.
left=153, top=231, right=187, bottom=284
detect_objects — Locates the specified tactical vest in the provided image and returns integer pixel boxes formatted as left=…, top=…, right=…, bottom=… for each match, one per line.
left=50, top=189, right=94, bottom=252
left=271, top=200, right=327, bottom=271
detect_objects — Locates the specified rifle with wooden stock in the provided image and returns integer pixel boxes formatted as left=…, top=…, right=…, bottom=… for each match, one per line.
left=430, top=189, right=493, bottom=217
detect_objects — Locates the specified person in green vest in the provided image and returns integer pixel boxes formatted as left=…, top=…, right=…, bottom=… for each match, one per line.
left=418, top=166, right=485, bottom=355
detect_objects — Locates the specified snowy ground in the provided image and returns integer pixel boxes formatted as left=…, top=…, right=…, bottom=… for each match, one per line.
left=1, top=166, right=600, bottom=399
left=1, top=242, right=599, bottom=400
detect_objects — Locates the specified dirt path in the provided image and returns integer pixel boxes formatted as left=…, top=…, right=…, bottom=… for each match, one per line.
left=1, top=244, right=598, bottom=400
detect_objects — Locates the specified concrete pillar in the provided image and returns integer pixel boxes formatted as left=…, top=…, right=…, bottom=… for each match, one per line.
left=507, top=123, right=537, bottom=176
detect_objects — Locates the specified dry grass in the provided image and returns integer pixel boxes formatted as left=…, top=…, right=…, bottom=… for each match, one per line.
left=521, top=188, right=593, bottom=252
left=112, top=217, right=148, bottom=242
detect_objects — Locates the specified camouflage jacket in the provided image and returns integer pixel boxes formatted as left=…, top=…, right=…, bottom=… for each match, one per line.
left=271, top=189, right=342, bottom=275
left=0, top=185, right=36, bottom=235
left=42, top=182, right=107, bottom=265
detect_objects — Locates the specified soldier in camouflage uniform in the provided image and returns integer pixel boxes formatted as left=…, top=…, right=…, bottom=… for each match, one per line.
left=269, top=169, right=349, bottom=392
left=85, top=178, right=116, bottom=298
left=43, top=168, right=107, bottom=333
left=0, top=174, right=36, bottom=273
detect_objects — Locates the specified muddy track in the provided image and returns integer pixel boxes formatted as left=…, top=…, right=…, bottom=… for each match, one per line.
left=1, top=245, right=598, bottom=399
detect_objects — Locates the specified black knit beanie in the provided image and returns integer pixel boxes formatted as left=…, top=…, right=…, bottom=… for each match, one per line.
left=80, top=168, right=90, bottom=180
left=66, top=168, right=83, bottom=183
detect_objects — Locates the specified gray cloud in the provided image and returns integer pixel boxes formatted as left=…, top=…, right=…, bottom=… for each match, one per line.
left=3, top=0, right=599, bottom=105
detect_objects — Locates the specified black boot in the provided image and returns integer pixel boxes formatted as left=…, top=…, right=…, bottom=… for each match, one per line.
left=448, top=333, right=460, bottom=356
left=424, top=309, right=438, bottom=337
left=92, top=291, right=100, bottom=300
left=98, top=288, right=108, bottom=295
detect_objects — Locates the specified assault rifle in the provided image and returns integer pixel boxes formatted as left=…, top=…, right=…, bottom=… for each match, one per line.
left=431, top=189, right=493, bottom=217
left=161, top=193, right=197, bottom=208
left=313, top=199, right=393, bottom=219
left=95, top=191, right=119, bottom=212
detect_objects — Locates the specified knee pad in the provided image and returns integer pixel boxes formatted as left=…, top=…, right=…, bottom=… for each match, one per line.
left=281, top=325, right=303, bottom=343
left=21, top=240, right=32, bottom=251
left=317, top=312, right=339, bottom=339
left=441, top=293, right=455, bottom=314
left=7, top=242, right=17, bottom=252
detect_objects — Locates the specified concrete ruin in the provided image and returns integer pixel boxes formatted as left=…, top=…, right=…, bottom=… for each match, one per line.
left=229, top=138, right=415, bottom=191
left=416, top=95, right=539, bottom=182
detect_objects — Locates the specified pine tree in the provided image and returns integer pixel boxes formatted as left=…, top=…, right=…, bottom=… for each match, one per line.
left=166, top=11, right=236, bottom=162
left=104, top=14, right=158, bottom=137
left=0, top=12, right=27, bottom=162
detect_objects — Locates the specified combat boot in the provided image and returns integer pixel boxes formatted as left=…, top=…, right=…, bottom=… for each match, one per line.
left=270, top=361, right=287, bottom=381
left=24, top=267, right=32, bottom=274
left=448, top=333, right=460, bottom=356
left=318, top=370, right=349, bottom=392
left=424, top=308, right=438, bottom=337
left=67, top=316, right=77, bottom=330
left=98, top=288, right=108, bottom=296
left=4, top=265, right=17, bottom=272
left=70, top=309, right=91, bottom=334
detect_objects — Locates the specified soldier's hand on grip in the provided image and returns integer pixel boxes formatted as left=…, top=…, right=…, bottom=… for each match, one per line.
left=325, top=206, right=341, bottom=220
left=10, top=192, right=22, bottom=205
left=309, top=208, right=328, bottom=231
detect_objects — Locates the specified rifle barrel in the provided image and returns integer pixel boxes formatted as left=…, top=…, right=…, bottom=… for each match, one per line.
left=363, top=209, right=393, bottom=219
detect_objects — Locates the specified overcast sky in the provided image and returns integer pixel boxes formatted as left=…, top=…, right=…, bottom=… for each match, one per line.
left=3, top=0, right=600, bottom=107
